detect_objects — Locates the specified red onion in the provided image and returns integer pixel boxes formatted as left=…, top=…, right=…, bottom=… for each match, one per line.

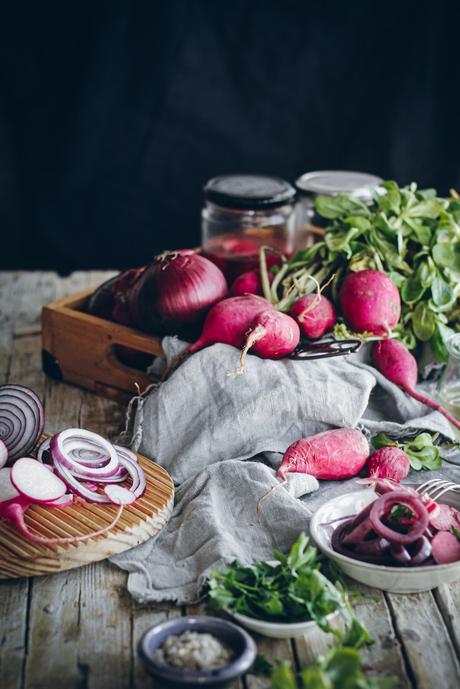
left=126, top=250, right=228, bottom=334
left=342, top=517, right=374, bottom=545
left=0, top=384, right=44, bottom=463
left=369, top=491, right=428, bottom=545
left=0, top=440, right=7, bottom=469
left=50, top=429, right=120, bottom=479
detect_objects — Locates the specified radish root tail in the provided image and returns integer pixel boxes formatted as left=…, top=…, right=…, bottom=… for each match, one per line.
left=227, top=324, right=266, bottom=377
left=404, top=385, right=460, bottom=431
left=8, top=503, right=124, bottom=546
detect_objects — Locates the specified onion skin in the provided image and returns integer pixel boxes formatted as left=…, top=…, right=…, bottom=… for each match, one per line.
left=87, top=268, right=143, bottom=325
left=127, top=251, right=228, bottom=335
left=290, top=294, right=336, bottom=339
left=0, top=384, right=44, bottom=464
left=366, top=447, right=410, bottom=483
left=338, top=269, right=401, bottom=336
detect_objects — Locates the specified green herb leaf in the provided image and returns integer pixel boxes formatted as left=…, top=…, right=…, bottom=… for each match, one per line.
left=451, top=526, right=460, bottom=543
left=251, top=654, right=273, bottom=676
left=412, top=302, right=437, bottom=341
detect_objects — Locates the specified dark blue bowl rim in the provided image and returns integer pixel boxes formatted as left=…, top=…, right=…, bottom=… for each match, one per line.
left=138, top=616, right=257, bottom=683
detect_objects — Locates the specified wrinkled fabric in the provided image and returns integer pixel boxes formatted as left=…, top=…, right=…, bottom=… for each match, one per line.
left=112, top=338, right=459, bottom=603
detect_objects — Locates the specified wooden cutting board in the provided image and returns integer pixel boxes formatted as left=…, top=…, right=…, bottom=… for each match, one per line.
left=0, top=438, right=174, bottom=579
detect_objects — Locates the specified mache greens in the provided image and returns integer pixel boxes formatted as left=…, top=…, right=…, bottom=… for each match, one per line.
left=263, top=182, right=460, bottom=361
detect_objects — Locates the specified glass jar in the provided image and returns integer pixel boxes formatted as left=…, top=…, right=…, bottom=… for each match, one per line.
left=438, top=333, right=460, bottom=421
left=294, top=170, right=383, bottom=250
left=201, top=174, right=296, bottom=282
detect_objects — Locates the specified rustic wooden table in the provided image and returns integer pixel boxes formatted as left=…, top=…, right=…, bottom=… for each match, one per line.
left=1, top=271, right=460, bottom=689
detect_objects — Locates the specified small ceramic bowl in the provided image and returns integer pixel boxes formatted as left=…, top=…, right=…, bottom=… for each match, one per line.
left=138, top=616, right=257, bottom=689
left=310, top=487, right=460, bottom=594
left=230, top=609, right=340, bottom=639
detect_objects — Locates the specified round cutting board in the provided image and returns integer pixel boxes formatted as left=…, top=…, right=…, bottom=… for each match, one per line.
left=0, top=437, right=174, bottom=579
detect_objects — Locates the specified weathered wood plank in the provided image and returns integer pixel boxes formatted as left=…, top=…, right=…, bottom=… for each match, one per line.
left=434, top=582, right=460, bottom=657
left=349, top=583, right=411, bottom=687
left=386, top=591, right=460, bottom=689
left=77, top=561, right=132, bottom=689
left=0, top=578, right=30, bottom=689
left=131, top=603, right=183, bottom=689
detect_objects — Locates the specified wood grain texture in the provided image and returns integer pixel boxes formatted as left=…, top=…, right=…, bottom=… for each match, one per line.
left=387, top=591, right=460, bottom=689
left=42, top=287, right=164, bottom=403
left=2, top=271, right=460, bottom=689
left=0, top=440, right=174, bottom=579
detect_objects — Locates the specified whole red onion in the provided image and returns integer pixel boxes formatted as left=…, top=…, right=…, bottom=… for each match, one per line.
left=127, top=250, right=228, bottom=334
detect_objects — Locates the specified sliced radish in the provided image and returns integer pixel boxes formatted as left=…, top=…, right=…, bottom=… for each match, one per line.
left=432, top=531, right=460, bottom=564
left=46, top=493, right=74, bottom=508
left=104, top=484, right=136, bottom=505
left=429, top=504, right=458, bottom=531
left=0, top=439, right=8, bottom=469
left=0, top=468, right=20, bottom=503
left=11, top=457, right=67, bottom=503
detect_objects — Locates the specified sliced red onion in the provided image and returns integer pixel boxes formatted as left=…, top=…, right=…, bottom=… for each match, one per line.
left=117, top=454, right=146, bottom=498
left=410, top=536, right=432, bottom=565
left=0, top=384, right=44, bottom=463
left=53, top=460, right=111, bottom=503
left=50, top=429, right=120, bottom=478
left=36, top=437, right=51, bottom=463
left=0, top=439, right=8, bottom=469
left=342, top=517, right=373, bottom=545
left=369, top=491, right=428, bottom=545
left=390, top=544, right=411, bottom=564
left=355, top=537, right=391, bottom=555
left=114, top=445, right=139, bottom=463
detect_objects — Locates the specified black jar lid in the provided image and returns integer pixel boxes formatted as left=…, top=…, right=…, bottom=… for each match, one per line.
left=295, top=170, right=383, bottom=201
left=204, top=174, right=296, bottom=210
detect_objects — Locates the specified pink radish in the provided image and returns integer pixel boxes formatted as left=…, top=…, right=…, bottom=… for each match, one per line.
left=104, top=484, right=136, bottom=505
left=290, top=294, right=336, bottom=339
left=372, top=339, right=460, bottom=430
left=46, top=494, right=74, bottom=508
left=338, top=269, right=401, bottom=335
left=0, top=440, right=8, bottom=469
left=366, top=447, right=410, bottom=483
left=431, top=531, right=460, bottom=564
left=429, top=504, right=460, bottom=531
left=11, top=457, right=67, bottom=503
left=188, top=295, right=300, bottom=376
left=0, top=468, right=21, bottom=503
left=278, top=428, right=369, bottom=481
left=231, top=271, right=264, bottom=297
left=0, top=465, right=124, bottom=545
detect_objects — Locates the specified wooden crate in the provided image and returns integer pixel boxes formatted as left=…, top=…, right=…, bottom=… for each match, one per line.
left=42, top=289, right=165, bottom=403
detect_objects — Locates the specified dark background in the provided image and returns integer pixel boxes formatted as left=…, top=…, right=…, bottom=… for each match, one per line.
left=1, top=0, right=459, bottom=273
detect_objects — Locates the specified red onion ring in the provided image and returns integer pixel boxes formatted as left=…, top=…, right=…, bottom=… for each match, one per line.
left=342, top=516, right=374, bottom=545
left=50, top=429, right=120, bottom=478
left=0, top=385, right=44, bottom=463
left=369, top=491, right=428, bottom=545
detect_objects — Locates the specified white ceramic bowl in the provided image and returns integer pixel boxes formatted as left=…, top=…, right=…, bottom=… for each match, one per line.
left=226, top=559, right=340, bottom=638
left=310, top=487, right=460, bottom=594
left=230, top=610, right=340, bottom=639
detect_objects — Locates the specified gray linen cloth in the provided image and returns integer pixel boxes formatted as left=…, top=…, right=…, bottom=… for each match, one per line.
left=112, top=337, right=458, bottom=604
